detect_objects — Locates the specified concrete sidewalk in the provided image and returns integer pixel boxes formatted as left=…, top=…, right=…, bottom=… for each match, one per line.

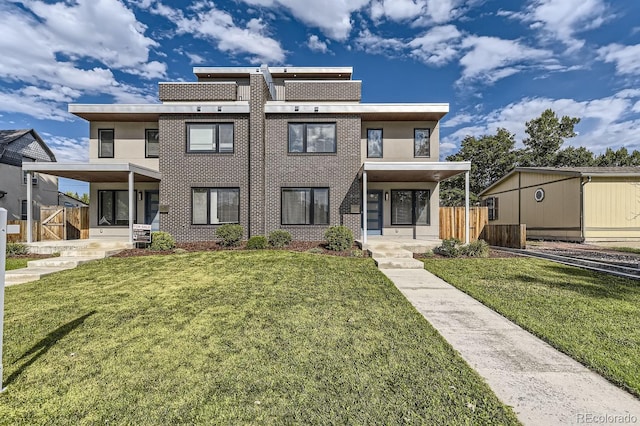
left=381, top=268, right=640, bottom=426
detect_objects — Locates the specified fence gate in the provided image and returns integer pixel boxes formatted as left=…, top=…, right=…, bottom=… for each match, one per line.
left=40, top=206, right=89, bottom=241
left=439, top=207, right=489, bottom=242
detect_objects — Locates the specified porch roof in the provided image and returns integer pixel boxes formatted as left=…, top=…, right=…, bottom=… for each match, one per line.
left=361, top=161, right=470, bottom=182
left=21, top=162, right=161, bottom=182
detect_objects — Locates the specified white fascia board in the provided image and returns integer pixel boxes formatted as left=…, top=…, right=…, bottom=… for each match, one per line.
left=159, top=81, right=237, bottom=85
left=193, top=67, right=258, bottom=75
left=22, top=162, right=162, bottom=179
left=270, top=66, right=353, bottom=74
left=264, top=103, right=449, bottom=114
left=363, top=161, right=471, bottom=171
left=68, top=103, right=250, bottom=114
left=283, top=80, right=362, bottom=84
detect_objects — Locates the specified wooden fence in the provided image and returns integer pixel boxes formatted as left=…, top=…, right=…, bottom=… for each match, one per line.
left=40, top=206, right=89, bottom=241
left=480, top=224, right=527, bottom=249
left=7, top=220, right=41, bottom=243
left=439, top=207, right=488, bottom=242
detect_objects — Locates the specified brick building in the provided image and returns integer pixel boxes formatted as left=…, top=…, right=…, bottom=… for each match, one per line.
left=24, top=65, right=471, bottom=244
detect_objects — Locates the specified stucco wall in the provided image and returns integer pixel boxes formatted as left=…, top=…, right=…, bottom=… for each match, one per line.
left=89, top=121, right=160, bottom=170
left=361, top=120, right=440, bottom=162
left=0, top=163, right=58, bottom=220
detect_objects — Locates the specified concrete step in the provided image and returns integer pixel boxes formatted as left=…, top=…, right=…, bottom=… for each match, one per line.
left=27, top=256, right=101, bottom=269
left=373, top=257, right=425, bottom=269
left=5, top=267, right=72, bottom=285
left=369, top=249, right=415, bottom=259
left=59, top=249, right=122, bottom=258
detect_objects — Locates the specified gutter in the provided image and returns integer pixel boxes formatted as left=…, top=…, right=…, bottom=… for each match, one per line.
left=580, top=176, right=592, bottom=242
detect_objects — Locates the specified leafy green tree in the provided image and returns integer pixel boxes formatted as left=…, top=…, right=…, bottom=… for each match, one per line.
left=594, top=147, right=639, bottom=167
left=518, top=109, right=580, bottom=167
left=63, top=191, right=90, bottom=205
left=553, top=146, right=595, bottom=167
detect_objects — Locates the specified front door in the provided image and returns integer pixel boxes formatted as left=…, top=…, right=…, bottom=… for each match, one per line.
left=145, top=190, right=160, bottom=231
left=367, top=190, right=383, bottom=235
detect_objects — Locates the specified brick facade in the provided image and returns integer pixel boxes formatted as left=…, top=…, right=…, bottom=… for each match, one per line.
left=158, top=83, right=237, bottom=102
left=285, top=81, right=361, bottom=102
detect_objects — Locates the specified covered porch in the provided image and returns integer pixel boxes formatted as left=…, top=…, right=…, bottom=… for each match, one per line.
left=22, top=163, right=161, bottom=244
left=360, top=161, right=471, bottom=248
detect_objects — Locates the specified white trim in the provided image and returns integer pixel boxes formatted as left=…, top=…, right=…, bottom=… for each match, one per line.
left=26, top=172, right=32, bottom=243
left=465, top=171, right=470, bottom=244
left=158, top=81, right=237, bottom=86
left=265, top=103, right=449, bottom=115
left=283, top=80, right=362, bottom=84
left=363, top=170, right=367, bottom=245
left=193, top=67, right=258, bottom=75
left=22, top=162, right=162, bottom=181
left=363, top=161, right=471, bottom=172
left=269, top=66, right=353, bottom=75
left=128, top=172, right=135, bottom=245
left=68, top=103, right=250, bottom=115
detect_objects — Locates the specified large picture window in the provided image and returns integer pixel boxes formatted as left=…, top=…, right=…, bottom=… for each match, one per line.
left=192, top=188, right=240, bottom=225
left=391, top=190, right=431, bottom=226
left=414, top=128, right=430, bottom=157
left=99, top=129, right=114, bottom=158
left=187, top=123, right=234, bottom=153
left=288, top=123, right=336, bottom=153
left=98, top=190, right=130, bottom=226
left=367, top=128, right=383, bottom=158
left=281, top=188, right=329, bottom=225
left=146, top=129, right=159, bottom=158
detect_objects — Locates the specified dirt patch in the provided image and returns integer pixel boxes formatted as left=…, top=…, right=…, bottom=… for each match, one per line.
left=526, top=241, right=640, bottom=265
left=112, top=241, right=369, bottom=258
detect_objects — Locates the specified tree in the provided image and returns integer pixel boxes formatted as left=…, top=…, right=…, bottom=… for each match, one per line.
left=594, top=147, right=639, bottom=167
left=518, top=109, right=580, bottom=167
left=64, top=191, right=90, bottom=205
left=440, top=128, right=517, bottom=205
left=553, top=146, right=594, bottom=167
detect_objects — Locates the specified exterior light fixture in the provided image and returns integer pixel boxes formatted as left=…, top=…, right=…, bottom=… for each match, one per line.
left=314, top=107, right=319, bottom=112
left=385, top=192, right=389, bottom=201
left=196, top=106, right=201, bottom=112
left=218, top=106, right=222, bottom=112
left=294, top=106, right=299, bottom=111
left=138, top=192, right=143, bottom=201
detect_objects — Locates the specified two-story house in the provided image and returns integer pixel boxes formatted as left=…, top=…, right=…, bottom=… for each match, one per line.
left=23, top=65, right=471, bottom=245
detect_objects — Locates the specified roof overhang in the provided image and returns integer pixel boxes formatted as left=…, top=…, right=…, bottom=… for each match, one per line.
left=362, top=161, right=470, bottom=182
left=265, top=102, right=449, bottom=121
left=22, top=163, right=161, bottom=182
left=68, top=102, right=250, bottom=121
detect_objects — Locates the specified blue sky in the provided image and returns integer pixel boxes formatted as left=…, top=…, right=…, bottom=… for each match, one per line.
left=1, top=0, right=639, bottom=194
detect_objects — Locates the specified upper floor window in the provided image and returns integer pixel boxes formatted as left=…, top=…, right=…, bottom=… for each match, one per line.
left=187, top=123, right=234, bottom=153
left=281, top=188, right=329, bottom=225
left=414, top=128, right=430, bottom=158
left=288, top=123, right=336, bottom=153
left=367, top=129, right=383, bottom=158
left=391, top=190, right=430, bottom=226
left=99, top=129, right=114, bottom=158
left=146, top=129, right=159, bottom=158
left=192, top=188, right=240, bottom=225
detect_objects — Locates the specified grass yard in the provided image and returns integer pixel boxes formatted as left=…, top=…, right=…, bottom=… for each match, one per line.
left=608, top=246, right=640, bottom=255
left=5, top=258, right=30, bottom=271
left=0, top=251, right=518, bottom=425
left=423, top=258, right=640, bottom=397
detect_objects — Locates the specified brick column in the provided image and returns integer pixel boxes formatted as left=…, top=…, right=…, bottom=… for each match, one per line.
left=248, top=73, right=269, bottom=237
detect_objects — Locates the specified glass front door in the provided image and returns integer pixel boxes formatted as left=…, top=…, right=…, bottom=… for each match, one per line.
left=145, top=190, right=160, bottom=231
left=367, top=190, right=383, bottom=235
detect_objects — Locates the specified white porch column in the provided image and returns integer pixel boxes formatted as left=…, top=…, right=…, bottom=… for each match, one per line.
left=128, top=171, right=134, bottom=245
left=465, top=170, right=470, bottom=244
left=1, top=208, right=7, bottom=392
left=363, top=170, right=368, bottom=245
left=26, top=171, right=33, bottom=243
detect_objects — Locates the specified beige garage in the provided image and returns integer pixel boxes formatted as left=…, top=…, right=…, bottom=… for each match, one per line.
left=479, top=167, right=640, bottom=242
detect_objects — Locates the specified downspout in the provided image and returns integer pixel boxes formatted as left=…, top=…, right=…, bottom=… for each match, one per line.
left=580, top=176, right=591, bottom=242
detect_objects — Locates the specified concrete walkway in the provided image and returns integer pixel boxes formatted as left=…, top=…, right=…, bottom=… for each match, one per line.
left=381, top=268, right=640, bottom=425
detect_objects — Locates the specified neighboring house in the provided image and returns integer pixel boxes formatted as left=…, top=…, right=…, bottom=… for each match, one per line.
left=24, top=65, right=470, bottom=243
left=479, top=167, right=640, bottom=242
left=57, top=192, right=89, bottom=208
left=0, top=129, right=58, bottom=221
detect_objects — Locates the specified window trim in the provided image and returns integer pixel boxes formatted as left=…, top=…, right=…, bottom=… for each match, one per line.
left=390, top=189, right=431, bottom=226
left=414, top=128, right=431, bottom=158
left=485, top=197, right=499, bottom=221
left=191, top=187, right=240, bottom=225
left=288, top=122, right=337, bottom=154
left=186, top=123, right=235, bottom=154
left=97, top=190, right=134, bottom=227
left=98, top=128, right=115, bottom=158
left=367, top=128, right=383, bottom=158
left=145, top=129, right=159, bottom=158
left=281, top=187, right=330, bottom=225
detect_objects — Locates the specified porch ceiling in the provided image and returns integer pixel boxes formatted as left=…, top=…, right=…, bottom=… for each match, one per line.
left=362, top=161, right=471, bottom=182
left=21, top=163, right=161, bottom=183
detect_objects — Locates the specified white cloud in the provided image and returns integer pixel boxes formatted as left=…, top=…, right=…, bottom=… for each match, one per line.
left=441, top=112, right=475, bottom=128
left=152, top=1, right=285, bottom=63
left=597, top=43, right=640, bottom=76
left=370, top=0, right=425, bottom=21
left=45, top=135, right=90, bottom=163
left=307, top=35, right=329, bottom=53
left=425, top=0, right=465, bottom=23
left=354, top=29, right=405, bottom=55
left=0, top=90, right=70, bottom=122
left=408, top=25, right=462, bottom=66
left=185, top=52, right=206, bottom=64
left=240, top=0, right=370, bottom=40
left=458, top=36, right=552, bottom=83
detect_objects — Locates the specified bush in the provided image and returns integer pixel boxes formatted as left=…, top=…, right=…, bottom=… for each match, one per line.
left=247, top=235, right=268, bottom=250
left=216, top=224, right=244, bottom=247
left=268, top=230, right=292, bottom=248
left=324, top=226, right=354, bottom=251
left=461, top=239, right=489, bottom=258
left=149, top=231, right=176, bottom=251
left=434, top=238, right=462, bottom=258
left=6, top=242, right=29, bottom=256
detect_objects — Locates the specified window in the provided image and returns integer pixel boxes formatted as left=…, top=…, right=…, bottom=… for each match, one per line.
left=288, top=123, right=336, bottom=153
left=21, top=200, right=28, bottom=220
left=22, top=171, right=38, bottom=185
left=146, top=129, right=159, bottom=158
left=367, top=129, right=383, bottom=158
left=192, top=188, right=240, bottom=225
left=414, top=128, right=430, bottom=157
left=187, top=123, right=234, bottom=153
left=99, top=129, right=114, bottom=158
left=98, top=190, right=130, bottom=226
left=281, top=188, right=329, bottom=225
left=391, top=190, right=431, bottom=226
left=485, top=197, right=499, bottom=221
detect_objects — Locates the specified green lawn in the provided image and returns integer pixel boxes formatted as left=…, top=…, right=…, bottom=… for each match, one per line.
left=5, top=258, right=30, bottom=271
left=0, top=251, right=518, bottom=425
left=423, top=258, right=640, bottom=397
left=607, top=246, right=640, bottom=255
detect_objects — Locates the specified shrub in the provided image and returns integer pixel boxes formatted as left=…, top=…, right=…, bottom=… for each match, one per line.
left=247, top=236, right=268, bottom=250
left=268, top=230, right=292, bottom=248
left=149, top=231, right=176, bottom=251
left=324, top=226, right=354, bottom=251
left=216, top=224, right=244, bottom=247
left=461, top=239, right=489, bottom=258
left=434, top=238, right=462, bottom=258
left=6, top=242, right=29, bottom=256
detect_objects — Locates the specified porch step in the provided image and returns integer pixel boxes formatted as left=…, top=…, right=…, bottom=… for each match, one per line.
left=59, top=249, right=123, bottom=258
left=369, top=249, right=415, bottom=259
left=27, top=256, right=103, bottom=269
left=5, top=266, right=74, bottom=286
left=373, top=257, right=425, bottom=269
